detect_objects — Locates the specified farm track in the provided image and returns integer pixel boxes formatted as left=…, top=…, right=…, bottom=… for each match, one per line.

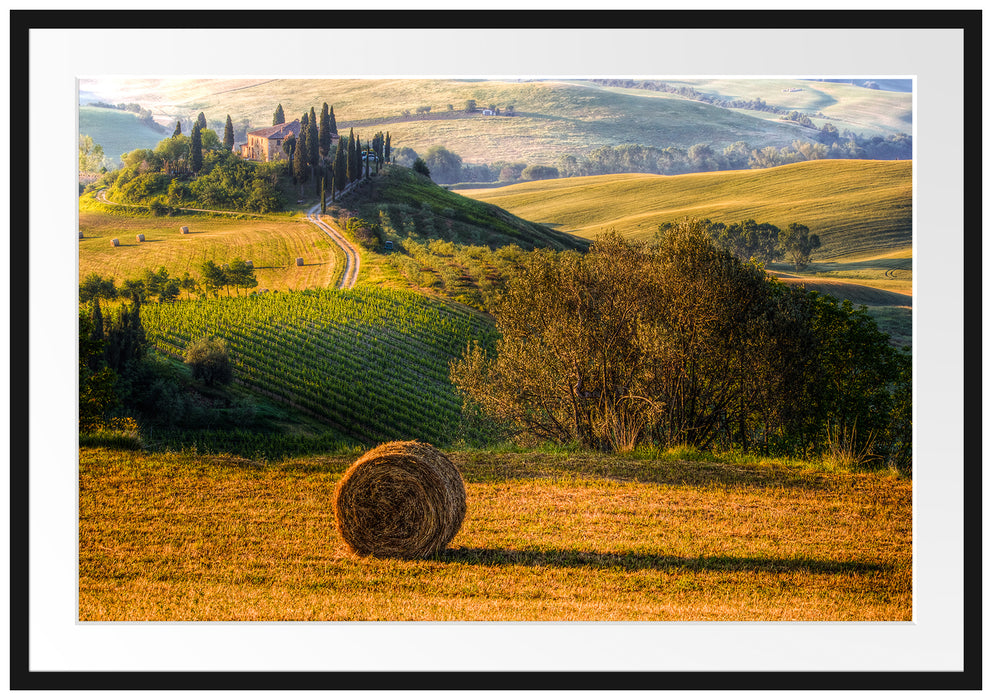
left=884, top=260, right=912, bottom=279
left=307, top=202, right=361, bottom=290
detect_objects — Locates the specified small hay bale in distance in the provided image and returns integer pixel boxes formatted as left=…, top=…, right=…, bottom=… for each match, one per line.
left=296, top=257, right=304, bottom=266
left=110, top=238, right=119, bottom=247
left=78, top=231, right=83, bottom=239
left=333, top=441, right=467, bottom=559
left=180, top=225, right=189, bottom=235
left=136, top=233, right=145, bottom=242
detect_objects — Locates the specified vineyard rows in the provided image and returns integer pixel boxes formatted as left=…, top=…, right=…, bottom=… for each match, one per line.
left=141, top=287, right=497, bottom=448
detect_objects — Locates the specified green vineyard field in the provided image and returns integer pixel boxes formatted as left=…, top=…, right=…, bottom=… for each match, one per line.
left=140, top=287, right=497, bottom=453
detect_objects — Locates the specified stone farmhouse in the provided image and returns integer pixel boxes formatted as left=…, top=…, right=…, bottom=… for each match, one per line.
left=239, top=120, right=301, bottom=162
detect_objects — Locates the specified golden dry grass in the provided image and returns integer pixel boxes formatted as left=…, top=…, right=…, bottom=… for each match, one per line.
left=79, top=448, right=911, bottom=622
left=455, top=160, right=912, bottom=262
left=78, top=200, right=342, bottom=291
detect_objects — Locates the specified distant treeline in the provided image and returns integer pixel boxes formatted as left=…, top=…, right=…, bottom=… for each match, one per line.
left=88, top=101, right=167, bottom=133
left=418, top=129, right=911, bottom=186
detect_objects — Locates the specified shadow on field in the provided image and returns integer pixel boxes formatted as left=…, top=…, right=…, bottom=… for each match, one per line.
left=439, top=547, right=889, bottom=575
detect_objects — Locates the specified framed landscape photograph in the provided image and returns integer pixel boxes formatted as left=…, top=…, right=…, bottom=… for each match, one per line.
left=10, top=8, right=980, bottom=694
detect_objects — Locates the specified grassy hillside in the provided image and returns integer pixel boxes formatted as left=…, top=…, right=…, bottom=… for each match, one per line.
left=79, top=446, right=911, bottom=621
left=139, top=287, right=496, bottom=454
left=78, top=196, right=343, bottom=291
left=79, top=78, right=830, bottom=166
left=456, top=159, right=912, bottom=262
left=336, top=164, right=587, bottom=251
left=597, top=79, right=914, bottom=138
left=79, top=105, right=169, bottom=163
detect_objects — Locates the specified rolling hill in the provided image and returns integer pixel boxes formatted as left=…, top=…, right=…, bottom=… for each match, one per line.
left=79, top=77, right=897, bottom=168
left=79, top=105, right=169, bottom=164
left=454, top=159, right=912, bottom=262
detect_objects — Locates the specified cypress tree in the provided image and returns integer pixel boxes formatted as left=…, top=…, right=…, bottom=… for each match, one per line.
left=319, top=103, right=332, bottom=159
left=173, top=121, right=182, bottom=137
left=223, top=115, right=235, bottom=151
left=307, top=107, right=319, bottom=187
left=333, top=137, right=348, bottom=192
left=293, top=128, right=309, bottom=190
left=196, top=112, right=207, bottom=130
left=190, top=123, right=203, bottom=174
left=385, top=133, right=391, bottom=163
left=329, top=106, right=337, bottom=135
left=273, top=104, right=285, bottom=125
left=321, top=174, right=326, bottom=214
left=346, top=128, right=357, bottom=183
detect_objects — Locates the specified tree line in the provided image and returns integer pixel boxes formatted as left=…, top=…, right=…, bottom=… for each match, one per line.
left=658, top=218, right=822, bottom=271
left=388, top=130, right=910, bottom=187
left=451, top=221, right=911, bottom=473
left=80, top=259, right=259, bottom=306
left=91, top=102, right=395, bottom=214
left=273, top=101, right=391, bottom=204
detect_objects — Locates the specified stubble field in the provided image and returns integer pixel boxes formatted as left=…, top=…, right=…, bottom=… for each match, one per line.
left=79, top=448, right=912, bottom=622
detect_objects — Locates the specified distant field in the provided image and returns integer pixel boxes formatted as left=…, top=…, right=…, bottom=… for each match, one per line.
left=78, top=105, right=169, bottom=163
left=455, top=159, right=912, bottom=262
left=617, top=79, right=913, bottom=138
left=79, top=78, right=824, bottom=166
left=78, top=196, right=342, bottom=291
left=79, top=447, right=912, bottom=621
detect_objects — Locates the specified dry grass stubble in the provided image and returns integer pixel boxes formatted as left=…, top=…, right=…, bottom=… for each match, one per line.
left=78, top=448, right=911, bottom=621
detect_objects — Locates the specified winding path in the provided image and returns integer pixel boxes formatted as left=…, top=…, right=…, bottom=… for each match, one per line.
left=307, top=203, right=361, bottom=289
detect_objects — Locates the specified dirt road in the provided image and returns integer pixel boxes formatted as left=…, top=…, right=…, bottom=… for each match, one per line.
left=307, top=203, right=361, bottom=289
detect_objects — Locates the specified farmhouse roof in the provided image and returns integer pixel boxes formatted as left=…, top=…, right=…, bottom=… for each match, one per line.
left=248, top=119, right=302, bottom=140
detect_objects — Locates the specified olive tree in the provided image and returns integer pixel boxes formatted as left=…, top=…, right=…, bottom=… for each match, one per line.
left=185, top=336, right=233, bottom=386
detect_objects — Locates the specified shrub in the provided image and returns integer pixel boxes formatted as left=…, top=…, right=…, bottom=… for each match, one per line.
left=184, top=336, right=233, bottom=386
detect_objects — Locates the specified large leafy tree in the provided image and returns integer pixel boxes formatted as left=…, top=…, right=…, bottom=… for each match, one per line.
left=451, top=221, right=882, bottom=456
left=779, top=223, right=822, bottom=271
left=422, top=145, right=463, bottom=184
left=185, top=336, right=233, bottom=386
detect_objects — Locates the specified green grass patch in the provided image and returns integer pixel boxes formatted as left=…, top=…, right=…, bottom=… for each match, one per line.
left=79, top=105, right=169, bottom=164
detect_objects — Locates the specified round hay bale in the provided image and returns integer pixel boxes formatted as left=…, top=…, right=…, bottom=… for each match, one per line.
left=110, top=238, right=119, bottom=247
left=78, top=231, right=83, bottom=239
left=245, top=260, right=253, bottom=268
left=180, top=225, right=190, bottom=234
left=296, top=257, right=304, bottom=266
left=333, top=441, right=467, bottom=559
left=136, top=233, right=145, bottom=242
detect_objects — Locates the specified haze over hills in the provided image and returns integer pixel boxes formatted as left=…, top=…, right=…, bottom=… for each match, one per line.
left=79, top=77, right=911, bottom=169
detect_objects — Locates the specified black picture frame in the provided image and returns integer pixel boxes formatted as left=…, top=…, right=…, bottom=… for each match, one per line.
left=9, top=7, right=981, bottom=693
